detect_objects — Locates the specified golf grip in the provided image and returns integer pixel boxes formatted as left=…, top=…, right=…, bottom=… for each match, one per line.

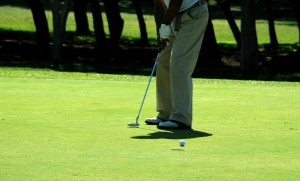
left=136, top=60, right=157, bottom=123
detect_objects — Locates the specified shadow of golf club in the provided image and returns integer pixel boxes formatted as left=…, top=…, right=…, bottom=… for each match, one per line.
left=131, top=129, right=212, bottom=139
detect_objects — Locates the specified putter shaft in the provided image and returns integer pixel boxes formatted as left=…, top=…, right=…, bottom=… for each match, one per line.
left=135, top=61, right=157, bottom=124
left=128, top=60, right=157, bottom=127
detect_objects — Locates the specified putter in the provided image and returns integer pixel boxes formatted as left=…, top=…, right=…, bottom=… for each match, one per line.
left=128, top=60, right=157, bottom=127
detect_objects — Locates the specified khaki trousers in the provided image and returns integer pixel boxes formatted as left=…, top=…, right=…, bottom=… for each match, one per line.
left=156, top=4, right=209, bottom=126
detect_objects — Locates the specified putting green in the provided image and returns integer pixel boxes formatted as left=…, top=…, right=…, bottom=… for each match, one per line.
left=0, top=68, right=299, bottom=180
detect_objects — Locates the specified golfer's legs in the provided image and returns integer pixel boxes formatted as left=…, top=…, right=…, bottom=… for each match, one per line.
left=170, top=5, right=209, bottom=126
left=156, top=36, right=175, bottom=120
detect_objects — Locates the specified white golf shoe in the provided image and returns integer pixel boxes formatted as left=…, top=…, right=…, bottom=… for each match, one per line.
left=157, top=120, right=191, bottom=130
left=145, top=117, right=166, bottom=125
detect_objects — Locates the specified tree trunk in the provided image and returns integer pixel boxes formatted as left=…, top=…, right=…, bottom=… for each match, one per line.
left=52, top=0, right=72, bottom=63
left=240, top=0, right=259, bottom=78
left=262, top=0, right=278, bottom=48
left=103, top=0, right=124, bottom=48
left=132, top=0, right=148, bottom=45
left=90, top=0, right=109, bottom=62
left=288, top=0, right=300, bottom=43
left=73, top=0, right=89, bottom=35
left=199, top=14, right=221, bottom=67
left=27, top=0, right=51, bottom=57
left=218, top=0, right=241, bottom=49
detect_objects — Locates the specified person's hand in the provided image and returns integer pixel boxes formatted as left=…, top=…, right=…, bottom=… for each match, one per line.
left=159, top=24, right=172, bottom=40
left=157, top=35, right=169, bottom=52
left=158, top=24, right=171, bottom=52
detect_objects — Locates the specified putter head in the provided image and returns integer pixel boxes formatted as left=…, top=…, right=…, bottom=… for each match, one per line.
left=128, top=116, right=140, bottom=127
left=128, top=122, right=139, bottom=127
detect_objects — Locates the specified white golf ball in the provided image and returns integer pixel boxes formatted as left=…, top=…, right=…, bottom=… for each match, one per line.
left=179, top=140, right=185, bottom=147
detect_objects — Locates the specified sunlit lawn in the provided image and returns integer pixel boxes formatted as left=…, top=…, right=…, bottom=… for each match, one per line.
left=0, top=67, right=299, bottom=180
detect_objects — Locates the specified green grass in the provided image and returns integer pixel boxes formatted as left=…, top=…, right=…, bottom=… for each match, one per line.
left=0, top=67, right=299, bottom=180
left=212, top=19, right=299, bottom=44
left=0, top=5, right=299, bottom=44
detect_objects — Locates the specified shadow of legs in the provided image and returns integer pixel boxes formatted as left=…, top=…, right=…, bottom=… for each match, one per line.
left=131, top=129, right=212, bottom=139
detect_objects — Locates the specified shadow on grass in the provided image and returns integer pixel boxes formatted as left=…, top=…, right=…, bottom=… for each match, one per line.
left=131, top=129, right=212, bottom=140
left=1, top=30, right=300, bottom=81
